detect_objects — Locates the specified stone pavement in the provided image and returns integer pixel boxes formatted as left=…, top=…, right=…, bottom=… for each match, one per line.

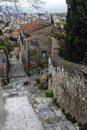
left=0, top=57, right=44, bottom=130
left=0, top=56, right=79, bottom=130
left=28, top=72, right=79, bottom=130
left=0, top=97, right=44, bottom=130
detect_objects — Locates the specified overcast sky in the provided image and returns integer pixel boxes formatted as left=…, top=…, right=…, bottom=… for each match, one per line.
left=0, top=0, right=67, bottom=13
left=44, top=0, right=67, bottom=13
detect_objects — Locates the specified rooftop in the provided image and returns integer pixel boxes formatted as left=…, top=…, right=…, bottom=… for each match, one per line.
left=20, top=21, right=43, bottom=34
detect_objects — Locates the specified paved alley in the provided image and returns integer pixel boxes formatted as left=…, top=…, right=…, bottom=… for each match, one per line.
left=0, top=97, right=43, bottom=130
left=0, top=57, right=44, bottom=130
left=0, top=56, right=79, bottom=130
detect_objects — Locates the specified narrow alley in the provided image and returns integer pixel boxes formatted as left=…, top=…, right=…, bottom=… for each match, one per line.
left=0, top=57, right=44, bottom=130
left=0, top=56, right=78, bottom=130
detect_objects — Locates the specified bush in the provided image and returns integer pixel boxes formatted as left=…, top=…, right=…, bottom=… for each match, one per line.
left=0, top=29, right=3, bottom=35
left=62, top=109, right=77, bottom=124
left=36, top=79, right=41, bottom=84
left=78, top=123, right=87, bottom=130
left=65, top=112, right=77, bottom=124
left=62, top=108, right=65, bottom=114
left=46, top=90, right=53, bottom=97
left=52, top=98, right=60, bottom=107
left=48, top=73, right=52, bottom=78
left=39, top=83, right=48, bottom=90
left=9, top=37, right=17, bottom=41
left=39, top=64, right=44, bottom=69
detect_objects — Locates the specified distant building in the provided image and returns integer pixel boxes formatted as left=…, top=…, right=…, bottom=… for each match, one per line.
left=19, top=21, right=52, bottom=75
left=52, top=14, right=62, bottom=24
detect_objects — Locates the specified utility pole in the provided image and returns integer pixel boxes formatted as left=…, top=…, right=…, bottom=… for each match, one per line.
left=0, top=78, right=4, bottom=118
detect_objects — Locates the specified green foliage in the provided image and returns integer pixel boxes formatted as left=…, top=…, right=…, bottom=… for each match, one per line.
left=62, top=110, right=77, bottom=124
left=0, top=29, right=3, bottom=35
left=52, top=31, right=65, bottom=39
left=45, top=90, right=53, bottom=97
left=5, top=38, right=14, bottom=52
left=36, top=78, right=48, bottom=90
left=78, top=123, right=87, bottom=130
left=62, top=108, right=77, bottom=123
left=52, top=98, right=60, bottom=107
left=65, top=113, right=77, bottom=124
left=62, top=108, right=65, bottom=114
left=0, top=44, right=6, bottom=49
left=39, top=83, right=48, bottom=90
left=65, top=0, right=87, bottom=64
left=39, top=64, right=44, bottom=69
left=36, top=78, right=41, bottom=84
left=48, top=73, right=52, bottom=78
left=9, top=37, right=17, bottom=41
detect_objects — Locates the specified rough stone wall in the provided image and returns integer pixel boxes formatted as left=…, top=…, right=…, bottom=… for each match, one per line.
left=0, top=63, right=7, bottom=85
left=0, top=50, right=8, bottom=85
left=19, top=33, right=28, bottom=73
left=19, top=25, right=53, bottom=75
left=0, top=79, right=4, bottom=118
left=48, top=57, right=87, bottom=123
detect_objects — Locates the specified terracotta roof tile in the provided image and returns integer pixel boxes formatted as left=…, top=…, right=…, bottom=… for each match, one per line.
left=20, top=21, right=43, bottom=34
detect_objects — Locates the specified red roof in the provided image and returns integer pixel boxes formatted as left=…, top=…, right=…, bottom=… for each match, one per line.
left=20, top=21, right=43, bottom=34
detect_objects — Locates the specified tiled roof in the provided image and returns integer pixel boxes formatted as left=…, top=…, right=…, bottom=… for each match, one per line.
left=20, top=21, right=43, bottom=34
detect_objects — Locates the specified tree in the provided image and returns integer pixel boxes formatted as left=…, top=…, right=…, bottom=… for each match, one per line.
left=65, top=0, right=87, bottom=64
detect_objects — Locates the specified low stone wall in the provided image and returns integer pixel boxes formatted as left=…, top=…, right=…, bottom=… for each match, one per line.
left=0, top=50, right=8, bottom=85
left=48, top=55, right=87, bottom=123
left=0, top=63, right=8, bottom=85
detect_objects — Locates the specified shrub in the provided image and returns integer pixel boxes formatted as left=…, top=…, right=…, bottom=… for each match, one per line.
left=62, top=108, right=65, bottom=114
left=65, top=113, right=77, bottom=124
left=39, top=64, right=44, bottom=69
left=0, top=43, right=6, bottom=50
left=46, top=90, right=53, bottom=97
left=39, top=83, right=48, bottom=90
left=78, top=123, right=87, bottom=130
left=36, top=78, right=41, bottom=84
left=48, top=73, right=52, bottom=78
left=9, top=36, right=17, bottom=41
left=52, top=98, right=60, bottom=107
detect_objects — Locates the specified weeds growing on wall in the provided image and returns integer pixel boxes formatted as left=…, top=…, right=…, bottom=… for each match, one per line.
left=78, top=123, right=87, bottom=130
left=62, top=109, right=77, bottom=124
left=52, top=98, right=60, bottom=108
left=45, top=90, right=53, bottom=97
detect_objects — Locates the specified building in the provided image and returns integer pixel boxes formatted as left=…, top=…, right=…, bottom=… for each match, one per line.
left=19, top=21, right=52, bottom=75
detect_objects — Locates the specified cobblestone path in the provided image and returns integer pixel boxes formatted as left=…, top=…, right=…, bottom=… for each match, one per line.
left=0, top=56, right=79, bottom=130
left=0, top=97, right=43, bottom=130
left=0, top=57, right=44, bottom=130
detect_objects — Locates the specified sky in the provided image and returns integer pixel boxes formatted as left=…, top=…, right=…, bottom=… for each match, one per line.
left=24, top=0, right=67, bottom=13
left=0, top=0, right=67, bottom=13
left=44, top=0, right=67, bottom=13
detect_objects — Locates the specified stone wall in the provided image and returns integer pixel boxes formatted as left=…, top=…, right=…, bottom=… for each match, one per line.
left=48, top=55, right=87, bottom=123
left=0, top=50, right=8, bottom=85
left=0, top=63, right=8, bottom=84
left=19, top=26, right=52, bottom=75
left=19, top=32, right=28, bottom=73
left=0, top=79, right=4, bottom=118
